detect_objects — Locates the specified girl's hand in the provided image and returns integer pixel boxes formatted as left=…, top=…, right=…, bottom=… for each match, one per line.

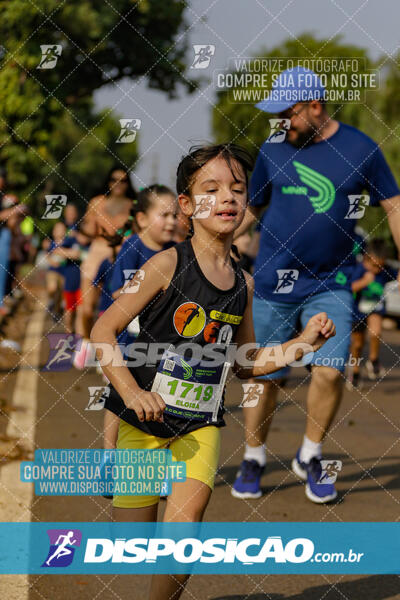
left=300, top=312, right=336, bottom=351
left=123, top=390, right=166, bottom=423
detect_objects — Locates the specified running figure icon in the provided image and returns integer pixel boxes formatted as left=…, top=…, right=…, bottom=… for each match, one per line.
left=45, top=335, right=77, bottom=370
left=181, top=306, right=201, bottom=335
left=45, top=531, right=77, bottom=566
left=274, top=269, right=299, bottom=294
left=191, top=45, right=214, bottom=69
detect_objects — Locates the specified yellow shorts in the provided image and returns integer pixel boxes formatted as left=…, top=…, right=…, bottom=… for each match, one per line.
left=113, top=420, right=221, bottom=509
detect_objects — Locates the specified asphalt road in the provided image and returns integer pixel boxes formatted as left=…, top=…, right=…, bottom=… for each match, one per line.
left=2, top=300, right=400, bottom=599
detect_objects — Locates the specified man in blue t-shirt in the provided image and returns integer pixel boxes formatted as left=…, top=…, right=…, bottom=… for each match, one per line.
left=232, top=67, right=400, bottom=504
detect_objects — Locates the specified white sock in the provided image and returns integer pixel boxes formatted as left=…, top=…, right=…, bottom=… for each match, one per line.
left=244, top=444, right=266, bottom=467
left=299, top=435, right=322, bottom=464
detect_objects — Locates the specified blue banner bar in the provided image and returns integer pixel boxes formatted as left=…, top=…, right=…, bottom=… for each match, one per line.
left=0, top=522, right=399, bottom=574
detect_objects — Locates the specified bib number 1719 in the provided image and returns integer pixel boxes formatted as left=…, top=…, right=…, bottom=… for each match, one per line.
left=166, top=379, right=214, bottom=402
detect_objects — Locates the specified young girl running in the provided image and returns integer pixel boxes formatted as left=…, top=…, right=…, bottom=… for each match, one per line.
left=91, top=144, right=335, bottom=600
left=103, top=184, right=177, bottom=450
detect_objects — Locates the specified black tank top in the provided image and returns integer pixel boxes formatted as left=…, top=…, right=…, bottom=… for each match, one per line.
left=105, top=239, right=248, bottom=438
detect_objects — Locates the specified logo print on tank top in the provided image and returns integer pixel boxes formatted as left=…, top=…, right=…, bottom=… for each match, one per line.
left=203, top=321, right=221, bottom=343
left=173, top=302, right=206, bottom=338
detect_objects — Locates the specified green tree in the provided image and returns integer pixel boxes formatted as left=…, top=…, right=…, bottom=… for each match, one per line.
left=0, top=0, right=193, bottom=207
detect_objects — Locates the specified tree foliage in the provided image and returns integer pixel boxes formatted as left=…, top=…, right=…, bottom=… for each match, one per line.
left=0, top=0, right=193, bottom=211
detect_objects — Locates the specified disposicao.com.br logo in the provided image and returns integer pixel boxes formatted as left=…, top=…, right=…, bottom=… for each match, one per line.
left=2, top=522, right=394, bottom=574
left=84, top=535, right=313, bottom=564
left=82, top=535, right=364, bottom=567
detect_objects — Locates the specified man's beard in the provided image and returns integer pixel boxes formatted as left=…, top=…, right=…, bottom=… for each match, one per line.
left=287, top=126, right=316, bottom=148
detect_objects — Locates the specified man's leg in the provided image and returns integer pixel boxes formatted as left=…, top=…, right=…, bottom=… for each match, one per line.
left=306, top=365, right=343, bottom=444
left=232, top=296, right=298, bottom=499
left=291, top=365, right=343, bottom=503
left=294, top=289, right=353, bottom=503
left=243, top=379, right=281, bottom=447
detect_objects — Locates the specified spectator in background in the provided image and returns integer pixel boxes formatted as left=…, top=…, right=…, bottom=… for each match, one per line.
left=63, top=203, right=79, bottom=237
left=0, top=168, right=28, bottom=316
left=53, top=230, right=90, bottom=333
left=2, top=193, right=31, bottom=298
left=46, top=221, right=67, bottom=321
left=347, top=239, right=399, bottom=389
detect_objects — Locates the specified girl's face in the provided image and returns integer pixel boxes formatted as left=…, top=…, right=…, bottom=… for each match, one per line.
left=136, top=193, right=177, bottom=244
left=52, top=222, right=66, bottom=243
left=180, top=156, right=247, bottom=237
left=64, top=204, right=78, bottom=224
left=108, top=170, right=129, bottom=197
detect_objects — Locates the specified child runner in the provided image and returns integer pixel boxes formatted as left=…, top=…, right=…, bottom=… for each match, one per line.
left=57, top=231, right=90, bottom=333
left=46, top=221, right=67, bottom=321
left=91, top=144, right=335, bottom=600
left=347, top=239, right=399, bottom=389
left=102, top=184, right=177, bottom=450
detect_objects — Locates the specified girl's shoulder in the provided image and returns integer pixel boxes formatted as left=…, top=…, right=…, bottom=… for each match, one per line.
left=241, top=268, right=254, bottom=296
left=140, top=245, right=178, bottom=292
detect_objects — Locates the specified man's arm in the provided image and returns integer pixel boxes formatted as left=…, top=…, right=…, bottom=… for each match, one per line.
left=381, top=195, right=400, bottom=283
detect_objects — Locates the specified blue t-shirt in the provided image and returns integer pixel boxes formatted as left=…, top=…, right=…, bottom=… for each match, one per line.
left=110, top=234, right=175, bottom=348
left=351, top=262, right=398, bottom=319
left=110, top=234, right=174, bottom=294
left=61, top=236, right=82, bottom=292
left=48, top=240, right=65, bottom=275
left=250, top=123, right=399, bottom=303
left=93, top=258, right=114, bottom=313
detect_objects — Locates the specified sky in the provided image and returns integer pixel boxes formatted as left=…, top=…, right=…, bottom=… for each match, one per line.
left=94, top=0, right=400, bottom=189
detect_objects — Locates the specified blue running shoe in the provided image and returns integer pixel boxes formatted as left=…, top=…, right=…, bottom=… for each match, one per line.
left=292, top=450, right=337, bottom=503
left=291, top=449, right=308, bottom=481
left=231, top=459, right=264, bottom=499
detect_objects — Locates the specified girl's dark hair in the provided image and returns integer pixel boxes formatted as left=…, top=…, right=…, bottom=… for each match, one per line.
left=176, top=143, right=254, bottom=196
left=103, top=165, right=137, bottom=200
left=104, top=184, right=174, bottom=248
left=135, top=184, right=174, bottom=215
left=177, top=144, right=254, bottom=259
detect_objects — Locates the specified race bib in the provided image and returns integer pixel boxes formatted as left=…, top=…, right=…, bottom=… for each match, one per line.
left=127, top=316, right=140, bottom=335
left=151, top=348, right=230, bottom=422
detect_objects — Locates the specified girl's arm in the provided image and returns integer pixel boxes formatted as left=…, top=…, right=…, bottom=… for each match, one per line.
left=52, top=246, right=81, bottom=260
left=111, top=286, right=125, bottom=300
left=232, top=272, right=336, bottom=379
left=90, top=247, right=177, bottom=423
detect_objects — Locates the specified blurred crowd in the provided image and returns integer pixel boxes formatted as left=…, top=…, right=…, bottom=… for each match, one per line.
left=0, top=163, right=399, bottom=389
